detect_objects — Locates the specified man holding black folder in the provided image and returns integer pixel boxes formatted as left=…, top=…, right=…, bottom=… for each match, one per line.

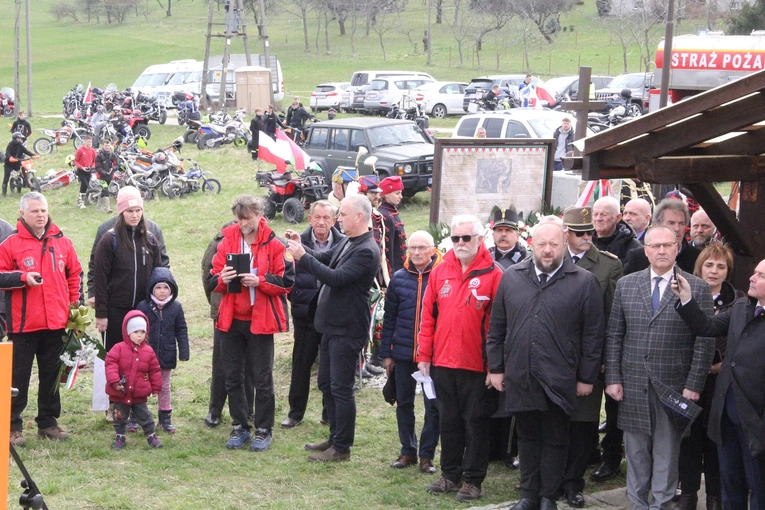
left=210, top=195, right=294, bottom=452
left=605, top=225, right=713, bottom=510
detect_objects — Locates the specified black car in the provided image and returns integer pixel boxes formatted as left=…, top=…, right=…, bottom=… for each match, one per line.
left=304, top=118, right=434, bottom=196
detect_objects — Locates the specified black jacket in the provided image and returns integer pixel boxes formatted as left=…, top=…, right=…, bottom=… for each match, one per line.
left=298, top=230, right=380, bottom=338
left=379, top=202, right=407, bottom=274
left=488, top=242, right=528, bottom=270
left=289, top=226, right=345, bottom=324
left=623, top=239, right=700, bottom=275
left=95, top=150, right=118, bottom=175
left=3, top=140, right=34, bottom=170
left=0, top=218, right=14, bottom=338
left=677, top=295, right=765, bottom=457
left=87, top=217, right=169, bottom=300
left=11, top=119, right=31, bottom=138
left=487, top=257, right=605, bottom=416
left=593, top=219, right=642, bottom=262
left=136, top=267, right=189, bottom=369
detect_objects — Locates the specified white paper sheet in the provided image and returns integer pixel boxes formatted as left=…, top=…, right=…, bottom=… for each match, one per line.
left=411, top=371, right=436, bottom=399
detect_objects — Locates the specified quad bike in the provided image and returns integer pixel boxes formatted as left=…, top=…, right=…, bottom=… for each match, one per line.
left=256, top=162, right=329, bottom=224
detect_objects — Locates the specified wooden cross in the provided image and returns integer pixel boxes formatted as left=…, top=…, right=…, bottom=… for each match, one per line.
left=560, top=66, right=608, bottom=147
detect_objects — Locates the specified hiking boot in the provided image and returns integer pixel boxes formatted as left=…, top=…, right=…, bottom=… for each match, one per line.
left=427, top=476, right=462, bottom=494
left=146, top=433, right=163, bottom=448
left=38, top=425, right=69, bottom=441
left=249, top=428, right=272, bottom=452
left=304, top=440, right=331, bottom=452
left=77, top=194, right=87, bottom=209
left=112, top=434, right=126, bottom=450
left=225, top=425, right=251, bottom=450
left=158, top=410, right=176, bottom=434
left=456, top=482, right=482, bottom=502
left=10, top=430, right=26, bottom=447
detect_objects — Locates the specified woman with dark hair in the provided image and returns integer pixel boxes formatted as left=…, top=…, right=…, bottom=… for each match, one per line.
left=93, top=186, right=162, bottom=352
left=675, top=243, right=744, bottom=510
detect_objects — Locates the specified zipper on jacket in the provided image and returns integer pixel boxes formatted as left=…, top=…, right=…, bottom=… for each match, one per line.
left=49, top=247, right=55, bottom=273
left=131, top=230, right=138, bottom=306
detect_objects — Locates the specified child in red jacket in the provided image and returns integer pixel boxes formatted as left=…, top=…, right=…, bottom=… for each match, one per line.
left=105, top=310, right=163, bottom=450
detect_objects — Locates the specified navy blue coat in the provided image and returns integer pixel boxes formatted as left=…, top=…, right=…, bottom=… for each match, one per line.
left=136, top=267, right=189, bottom=369
left=288, top=226, right=345, bottom=325
left=380, top=253, right=441, bottom=362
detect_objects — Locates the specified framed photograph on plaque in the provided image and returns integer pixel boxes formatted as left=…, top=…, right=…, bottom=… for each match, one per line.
left=429, top=138, right=554, bottom=226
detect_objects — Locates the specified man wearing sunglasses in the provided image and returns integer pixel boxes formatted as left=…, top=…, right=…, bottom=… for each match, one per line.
left=559, top=206, right=623, bottom=507
left=416, top=214, right=504, bottom=502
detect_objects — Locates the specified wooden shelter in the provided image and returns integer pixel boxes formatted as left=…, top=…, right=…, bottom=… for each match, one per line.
left=568, top=69, right=765, bottom=288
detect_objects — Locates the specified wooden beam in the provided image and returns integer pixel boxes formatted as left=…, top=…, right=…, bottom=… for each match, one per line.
left=561, top=156, right=582, bottom=170
left=686, top=182, right=760, bottom=258
left=584, top=68, right=765, bottom=155
left=635, top=156, right=765, bottom=183
left=599, top=92, right=765, bottom=168
left=668, top=128, right=765, bottom=157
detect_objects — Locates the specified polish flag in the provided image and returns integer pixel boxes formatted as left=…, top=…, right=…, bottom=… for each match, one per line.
left=83, top=82, right=93, bottom=104
left=257, top=131, right=292, bottom=173
left=275, top=129, right=310, bottom=171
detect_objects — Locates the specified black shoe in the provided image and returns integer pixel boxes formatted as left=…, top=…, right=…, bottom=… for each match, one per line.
left=503, top=455, right=520, bottom=469
left=510, top=498, right=539, bottom=510
left=204, top=413, right=221, bottom=428
left=598, top=421, right=607, bottom=433
left=360, top=367, right=373, bottom=379
left=540, top=497, right=557, bottom=510
left=280, top=417, right=303, bottom=429
left=565, top=489, right=585, bottom=508
left=673, top=493, right=698, bottom=510
left=590, top=459, right=621, bottom=482
left=367, top=354, right=384, bottom=368
left=365, top=363, right=385, bottom=375
left=588, top=449, right=602, bottom=466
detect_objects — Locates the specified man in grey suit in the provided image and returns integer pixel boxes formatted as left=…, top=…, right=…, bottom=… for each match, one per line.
left=605, top=225, right=714, bottom=509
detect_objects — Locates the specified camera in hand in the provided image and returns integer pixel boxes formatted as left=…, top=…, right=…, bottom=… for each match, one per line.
left=226, top=253, right=251, bottom=293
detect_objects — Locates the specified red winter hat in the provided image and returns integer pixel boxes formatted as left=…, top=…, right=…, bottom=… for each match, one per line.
left=379, top=176, right=404, bottom=195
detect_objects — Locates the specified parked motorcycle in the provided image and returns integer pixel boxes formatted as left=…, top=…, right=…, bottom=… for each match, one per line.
left=196, top=109, right=250, bottom=150
left=173, top=92, right=201, bottom=126
left=30, top=168, right=75, bottom=193
left=166, top=158, right=222, bottom=196
left=137, top=94, right=168, bottom=125
left=387, top=100, right=429, bottom=130
left=1, top=88, right=15, bottom=117
left=33, top=120, right=90, bottom=154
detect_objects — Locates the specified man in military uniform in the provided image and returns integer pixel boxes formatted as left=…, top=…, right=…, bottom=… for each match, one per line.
left=560, top=206, right=623, bottom=507
left=488, top=207, right=527, bottom=270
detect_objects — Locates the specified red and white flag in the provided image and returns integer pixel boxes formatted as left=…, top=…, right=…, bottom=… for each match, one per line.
left=275, top=129, right=310, bottom=171
left=83, top=82, right=93, bottom=104
left=257, top=131, right=292, bottom=173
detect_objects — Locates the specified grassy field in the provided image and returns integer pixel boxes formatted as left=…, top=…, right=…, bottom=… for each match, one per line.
left=0, top=0, right=681, bottom=506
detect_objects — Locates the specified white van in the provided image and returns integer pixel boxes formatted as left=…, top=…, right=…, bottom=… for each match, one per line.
left=349, top=70, right=435, bottom=112
left=153, top=60, right=204, bottom=107
left=131, top=63, right=180, bottom=96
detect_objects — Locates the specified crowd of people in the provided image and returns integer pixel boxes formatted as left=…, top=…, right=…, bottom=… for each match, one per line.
left=1, top=177, right=764, bottom=509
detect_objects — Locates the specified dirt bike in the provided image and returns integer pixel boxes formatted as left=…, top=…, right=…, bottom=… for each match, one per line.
left=165, top=158, right=221, bottom=196
left=197, top=109, right=250, bottom=150
left=7, top=156, right=39, bottom=193
left=32, top=120, right=90, bottom=154
left=1, top=88, right=15, bottom=117
left=30, top=168, right=75, bottom=193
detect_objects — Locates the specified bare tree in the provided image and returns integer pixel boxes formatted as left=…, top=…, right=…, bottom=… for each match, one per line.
left=369, top=1, right=405, bottom=61
left=446, top=4, right=479, bottom=66
left=469, top=0, right=514, bottom=67
left=508, top=0, right=576, bottom=43
left=284, top=0, right=313, bottom=52
left=50, top=1, right=80, bottom=21
left=609, top=0, right=666, bottom=70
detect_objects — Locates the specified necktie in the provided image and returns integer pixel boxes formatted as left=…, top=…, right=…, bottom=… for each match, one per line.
left=539, top=273, right=548, bottom=284
left=755, top=305, right=763, bottom=318
left=652, top=276, right=662, bottom=314
left=572, top=255, right=580, bottom=264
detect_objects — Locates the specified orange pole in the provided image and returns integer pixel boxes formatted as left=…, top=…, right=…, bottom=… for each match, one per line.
left=0, top=342, right=13, bottom=508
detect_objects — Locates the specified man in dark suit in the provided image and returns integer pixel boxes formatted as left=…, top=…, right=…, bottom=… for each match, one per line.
left=623, top=198, right=701, bottom=275
left=605, top=225, right=714, bottom=509
left=488, top=219, right=605, bottom=510
left=281, top=200, right=344, bottom=429
left=286, top=194, right=380, bottom=462
left=673, top=259, right=765, bottom=509
left=560, top=207, right=622, bottom=507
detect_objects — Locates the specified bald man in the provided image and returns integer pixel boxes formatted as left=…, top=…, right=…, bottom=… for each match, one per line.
left=622, top=199, right=652, bottom=244
left=690, top=209, right=717, bottom=248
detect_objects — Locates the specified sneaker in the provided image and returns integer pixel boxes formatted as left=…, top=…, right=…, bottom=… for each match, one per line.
left=112, top=434, right=126, bottom=450
left=225, top=425, right=251, bottom=450
left=38, top=425, right=69, bottom=441
left=427, top=476, right=462, bottom=494
left=10, top=430, right=26, bottom=447
left=146, top=433, right=163, bottom=448
left=249, top=428, right=273, bottom=452
left=455, top=483, right=482, bottom=502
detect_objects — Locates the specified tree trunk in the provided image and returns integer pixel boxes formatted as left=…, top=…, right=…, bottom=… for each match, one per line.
left=302, top=7, right=310, bottom=52
left=436, top=0, right=442, bottom=24
left=324, top=13, right=332, bottom=54
left=339, top=18, right=346, bottom=35
left=457, top=40, right=464, bottom=66
left=315, top=10, right=321, bottom=52
left=167, top=0, right=172, bottom=16
left=378, top=31, right=387, bottom=61
left=351, top=0, right=357, bottom=56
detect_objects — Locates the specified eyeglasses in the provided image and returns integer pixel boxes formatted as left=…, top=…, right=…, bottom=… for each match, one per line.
left=408, top=245, right=433, bottom=252
left=645, top=242, right=677, bottom=250
left=450, top=234, right=478, bottom=243
left=574, top=230, right=595, bottom=237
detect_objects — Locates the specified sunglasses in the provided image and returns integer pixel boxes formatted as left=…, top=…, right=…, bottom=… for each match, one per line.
left=574, top=230, right=595, bottom=237
left=450, top=234, right=478, bottom=243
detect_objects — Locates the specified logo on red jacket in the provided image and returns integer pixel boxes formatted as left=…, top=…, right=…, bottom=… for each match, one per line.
left=59, top=257, right=66, bottom=273
left=468, top=278, right=480, bottom=289
left=22, top=256, right=35, bottom=270
left=440, top=279, right=452, bottom=298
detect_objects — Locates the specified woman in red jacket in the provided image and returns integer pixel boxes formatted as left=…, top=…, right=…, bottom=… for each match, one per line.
left=105, top=310, right=163, bottom=450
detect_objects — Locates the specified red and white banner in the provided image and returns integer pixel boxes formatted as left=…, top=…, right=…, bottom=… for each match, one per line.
left=275, top=129, right=310, bottom=171
left=83, top=82, right=93, bottom=104
left=657, top=49, right=765, bottom=72
left=257, top=130, right=293, bottom=174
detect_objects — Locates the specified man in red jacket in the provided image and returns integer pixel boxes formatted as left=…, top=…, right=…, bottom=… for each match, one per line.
left=0, top=192, right=83, bottom=447
left=417, top=214, right=504, bottom=502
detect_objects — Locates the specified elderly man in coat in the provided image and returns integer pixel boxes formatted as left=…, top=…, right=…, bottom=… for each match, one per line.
left=672, top=259, right=765, bottom=509
left=605, top=225, right=714, bottom=510
left=487, top=220, right=605, bottom=510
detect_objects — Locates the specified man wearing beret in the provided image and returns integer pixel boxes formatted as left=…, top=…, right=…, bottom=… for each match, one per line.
left=379, top=176, right=408, bottom=275
left=560, top=206, right=623, bottom=508
left=488, top=207, right=527, bottom=270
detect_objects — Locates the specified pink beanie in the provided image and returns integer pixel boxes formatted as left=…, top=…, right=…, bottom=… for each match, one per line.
left=117, top=186, right=144, bottom=215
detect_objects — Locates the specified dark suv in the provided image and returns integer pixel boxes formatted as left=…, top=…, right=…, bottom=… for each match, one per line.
left=595, top=72, right=655, bottom=114
left=304, top=118, right=434, bottom=196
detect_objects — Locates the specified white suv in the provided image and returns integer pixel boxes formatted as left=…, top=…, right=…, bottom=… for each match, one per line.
left=363, top=76, right=435, bottom=115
